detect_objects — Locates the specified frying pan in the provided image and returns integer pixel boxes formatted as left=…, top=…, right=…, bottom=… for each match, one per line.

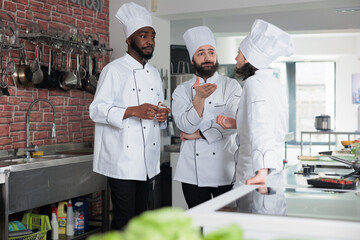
left=36, top=48, right=57, bottom=89
left=329, top=156, right=360, bottom=177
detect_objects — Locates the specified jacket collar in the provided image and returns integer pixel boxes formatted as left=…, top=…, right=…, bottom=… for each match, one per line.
left=124, top=52, right=149, bottom=69
left=196, top=72, right=219, bottom=84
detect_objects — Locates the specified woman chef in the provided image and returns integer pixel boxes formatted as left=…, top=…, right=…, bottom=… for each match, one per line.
left=216, top=19, right=294, bottom=186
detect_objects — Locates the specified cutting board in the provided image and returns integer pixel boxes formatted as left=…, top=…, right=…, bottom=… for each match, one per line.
left=298, top=155, right=356, bottom=166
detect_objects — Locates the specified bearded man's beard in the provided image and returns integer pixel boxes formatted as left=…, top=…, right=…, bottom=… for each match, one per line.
left=193, top=60, right=218, bottom=79
left=131, top=40, right=154, bottom=60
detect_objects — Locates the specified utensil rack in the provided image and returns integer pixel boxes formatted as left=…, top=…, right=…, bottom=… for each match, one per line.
left=19, top=33, right=113, bottom=54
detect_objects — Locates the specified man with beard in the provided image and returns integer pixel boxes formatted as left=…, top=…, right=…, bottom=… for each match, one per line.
left=216, top=19, right=294, bottom=186
left=171, top=26, right=242, bottom=208
left=89, top=2, right=170, bottom=230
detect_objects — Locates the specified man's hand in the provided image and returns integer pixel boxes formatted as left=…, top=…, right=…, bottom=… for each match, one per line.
left=193, top=76, right=217, bottom=117
left=216, top=115, right=236, bottom=129
left=124, top=103, right=158, bottom=120
left=156, top=102, right=170, bottom=122
left=246, top=168, right=269, bottom=185
left=180, top=130, right=202, bottom=141
left=193, top=76, right=217, bottom=99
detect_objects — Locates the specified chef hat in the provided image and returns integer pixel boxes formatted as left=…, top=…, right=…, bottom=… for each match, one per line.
left=183, top=26, right=217, bottom=60
left=115, top=2, right=153, bottom=38
left=239, top=19, right=294, bottom=69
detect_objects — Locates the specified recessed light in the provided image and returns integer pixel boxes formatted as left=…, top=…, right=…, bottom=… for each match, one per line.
left=334, top=7, right=360, bottom=13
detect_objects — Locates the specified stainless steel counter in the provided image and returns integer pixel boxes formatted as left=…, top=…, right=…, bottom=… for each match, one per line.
left=0, top=150, right=109, bottom=240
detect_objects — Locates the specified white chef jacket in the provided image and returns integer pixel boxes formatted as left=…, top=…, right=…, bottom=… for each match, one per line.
left=172, top=72, right=242, bottom=187
left=235, top=69, right=288, bottom=185
left=89, top=53, right=165, bottom=180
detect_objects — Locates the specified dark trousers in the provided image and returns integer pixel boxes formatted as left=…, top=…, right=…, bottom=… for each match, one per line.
left=108, top=177, right=151, bottom=230
left=182, top=182, right=233, bottom=209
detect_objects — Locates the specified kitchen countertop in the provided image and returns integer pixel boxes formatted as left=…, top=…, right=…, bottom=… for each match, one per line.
left=186, top=163, right=360, bottom=239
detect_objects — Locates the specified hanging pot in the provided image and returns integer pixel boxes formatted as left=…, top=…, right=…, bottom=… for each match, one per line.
left=17, top=48, right=33, bottom=87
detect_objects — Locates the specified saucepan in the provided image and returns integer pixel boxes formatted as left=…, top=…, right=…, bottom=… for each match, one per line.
left=16, top=48, right=33, bottom=87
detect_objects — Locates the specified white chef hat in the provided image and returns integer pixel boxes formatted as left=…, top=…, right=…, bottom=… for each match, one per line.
left=115, top=2, right=153, bottom=38
left=183, top=26, right=217, bottom=60
left=239, top=19, right=294, bottom=69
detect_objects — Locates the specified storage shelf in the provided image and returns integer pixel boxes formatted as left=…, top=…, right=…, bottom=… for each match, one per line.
left=59, top=226, right=102, bottom=240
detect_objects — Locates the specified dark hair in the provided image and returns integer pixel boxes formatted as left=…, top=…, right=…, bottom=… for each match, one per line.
left=235, top=63, right=258, bottom=80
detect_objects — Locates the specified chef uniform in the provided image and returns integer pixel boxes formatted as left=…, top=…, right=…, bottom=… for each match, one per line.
left=89, top=2, right=165, bottom=229
left=235, top=19, right=294, bottom=186
left=172, top=26, right=241, bottom=207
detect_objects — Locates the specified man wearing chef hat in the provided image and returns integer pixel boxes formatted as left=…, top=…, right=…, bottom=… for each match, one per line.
left=172, top=26, right=242, bottom=208
left=217, top=19, right=294, bottom=186
left=89, top=2, right=170, bottom=230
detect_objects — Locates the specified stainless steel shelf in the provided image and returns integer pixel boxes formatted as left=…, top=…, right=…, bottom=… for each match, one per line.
left=300, top=130, right=360, bottom=155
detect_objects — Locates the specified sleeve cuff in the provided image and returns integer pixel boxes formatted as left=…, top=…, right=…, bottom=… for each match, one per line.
left=252, top=150, right=283, bottom=175
left=106, top=106, right=126, bottom=129
left=201, top=125, right=223, bottom=144
left=185, top=106, right=202, bottom=126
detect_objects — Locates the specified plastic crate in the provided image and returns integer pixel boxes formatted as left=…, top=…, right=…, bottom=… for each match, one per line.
left=9, top=213, right=51, bottom=240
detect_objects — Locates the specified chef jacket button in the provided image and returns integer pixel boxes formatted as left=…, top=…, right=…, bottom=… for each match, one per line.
left=196, top=153, right=199, bottom=156
left=127, top=145, right=129, bottom=148
left=133, top=88, right=135, bottom=91
left=213, top=152, right=215, bottom=155
left=192, top=87, right=195, bottom=89
left=147, top=70, right=149, bottom=73
left=153, top=125, right=155, bottom=127
left=151, top=88, right=153, bottom=91
left=153, top=143, right=155, bottom=146
left=143, top=126, right=146, bottom=129
left=138, top=89, right=141, bottom=92
left=209, top=101, right=212, bottom=104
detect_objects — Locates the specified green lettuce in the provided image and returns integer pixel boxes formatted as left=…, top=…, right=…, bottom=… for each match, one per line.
left=204, top=224, right=243, bottom=240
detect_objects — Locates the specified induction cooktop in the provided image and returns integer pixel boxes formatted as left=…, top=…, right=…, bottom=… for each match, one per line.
left=217, top=187, right=360, bottom=222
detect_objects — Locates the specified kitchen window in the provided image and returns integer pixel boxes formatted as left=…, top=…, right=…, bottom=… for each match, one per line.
left=272, top=61, right=336, bottom=144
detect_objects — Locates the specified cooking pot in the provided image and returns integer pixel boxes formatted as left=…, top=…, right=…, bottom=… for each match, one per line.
left=17, top=48, right=33, bottom=87
left=315, top=114, right=331, bottom=131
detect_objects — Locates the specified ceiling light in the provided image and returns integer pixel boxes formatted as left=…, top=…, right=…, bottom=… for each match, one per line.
left=335, top=7, right=360, bottom=13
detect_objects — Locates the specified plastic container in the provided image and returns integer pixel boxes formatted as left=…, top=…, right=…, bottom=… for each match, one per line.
left=66, top=200, right=74, bottom=236
left=73, top=197, right=89, bottom=231
left=51, top=212, right=58, bottom=240
left=9, top=213, right=51, bottom=240
left=74, top=202, right=85, bottom=236
left=57, top=201, right=67, bottom=235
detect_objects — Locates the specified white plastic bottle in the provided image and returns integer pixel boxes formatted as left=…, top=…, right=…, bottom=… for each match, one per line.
left=66, top=200, right=74, bottom=236
left=51, top=212, right=59, bottom=240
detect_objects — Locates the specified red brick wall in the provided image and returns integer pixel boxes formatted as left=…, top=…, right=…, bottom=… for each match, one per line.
left=0, top=0, right=110, bottom=150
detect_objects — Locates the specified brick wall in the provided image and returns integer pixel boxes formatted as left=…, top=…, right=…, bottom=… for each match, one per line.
left=0, top=0, right=110, bottom=150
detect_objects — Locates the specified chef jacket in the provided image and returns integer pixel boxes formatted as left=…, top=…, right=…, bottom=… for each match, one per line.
left=235, top=69, right=288, bottom=186
left=89, top=53, right=166, bottom=180
left=172, top=72, right=242, bottom=187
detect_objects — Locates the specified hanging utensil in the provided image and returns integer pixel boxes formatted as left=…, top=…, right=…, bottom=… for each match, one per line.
left=31, top=45, right=43, bottom=84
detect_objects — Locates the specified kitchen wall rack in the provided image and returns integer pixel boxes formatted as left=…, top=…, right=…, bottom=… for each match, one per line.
left=19, top=33, right=113, bottom=54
